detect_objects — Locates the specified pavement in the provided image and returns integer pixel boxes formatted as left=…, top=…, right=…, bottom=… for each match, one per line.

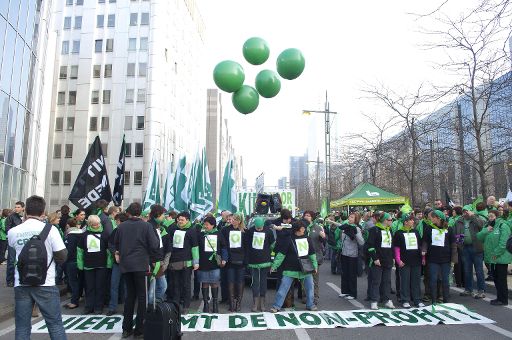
left=2, top=261, right=512, bottom=339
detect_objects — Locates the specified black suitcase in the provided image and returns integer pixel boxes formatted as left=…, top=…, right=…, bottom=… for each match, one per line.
left=270, top=193, right=282, bottom=213
left=144, top=279, right=183, bottom=340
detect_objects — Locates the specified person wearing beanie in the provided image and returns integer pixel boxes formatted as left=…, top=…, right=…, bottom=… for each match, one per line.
left=393, top=213, right=424, bottom=308
left=365, top=212, right=395, bottom=310
left=477, top=210, right=512, bottom=306
left=421, top=210, right=457, bottom=304
left=197, top=216, right=228, bottom=313
left=246, top=217, right=276, bottom=312
left=221, top=212, right=247, bottom=312
left=454, top=205, right=485, bottom=299
left=270, top=220, right=318, bottom=313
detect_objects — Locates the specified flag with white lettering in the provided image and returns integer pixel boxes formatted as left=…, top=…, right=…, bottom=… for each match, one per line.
left=68, top=136, right=112, bottom=209
left=445, top=190, right=455, bottom=208
left=112, top=135, right=126, bottom=206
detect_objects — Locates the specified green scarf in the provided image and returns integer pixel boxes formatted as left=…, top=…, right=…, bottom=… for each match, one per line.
left=179, top=221, right=192, bottom=230
left=425, top=218, right=446, bottom=233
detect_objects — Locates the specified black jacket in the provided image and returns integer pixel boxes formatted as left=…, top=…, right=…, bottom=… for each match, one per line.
left=65, top=229, right=83, bottom=262
left=114, top=217, right=160, bottom=273
left=221, top=225, right=247, bottom=265
left=5, top=213, right=23, bottom=233
left=279, top=234, right=315, bottom=272
left=99, top=212, right=113, bottom=236
left=245, top=226, right=275, bottom=265
left=198, top=229, right=227, bottom=271
left=366, top=226, right=394, bottom=268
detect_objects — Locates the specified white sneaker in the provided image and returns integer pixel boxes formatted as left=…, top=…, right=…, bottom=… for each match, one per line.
left=339, top=293, right=348, bottom=298
left=370, top=302, right=378, bottom=310
left=402, top=302, right=411, bottom=308
left=346, top=296, right=355, bottom=300
left=384, top=300, right=395, bottom=309
left=417, top=302, right=426, bottom=307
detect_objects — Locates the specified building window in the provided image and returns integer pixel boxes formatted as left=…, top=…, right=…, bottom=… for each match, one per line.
left=61, top=41, right=69, bottom=54
left=127, top=63, right=135, bottom=76
left=97, top=15, right=104, bottom=28
left=124, top=171, right=131, bottom=185
left=57, top=92, right=66, bottom=105
left=64, top=17, right=72, bottom=30
left=74, top=16, right=82, bottom=29
left=95, top=40, right=103, bottom=53
left=101, top=143, right=108, bottom=157
left=109, top=0, right=116, bottom=3
left=63, top=171, right=72, bottom=185
left=138, top=63, right=147, bottom=77
left=54, top=144, right=62, bottom=159
left=90, top=117, right=98, bottom=131
left=103, top=90, right=111, bottom=104
left=91, top=90, right=99, bottom=104
left=125, top=89, right=134, bottom=103
left=101, top=117, right=109, bottom=130
left=72, top=40, right=80, bottom=54
left=59, top=66, right=67, bottom=79
left=136, top=116, right=144, bottom=129
left=76, top=0, right=84, bottom=5
left=106, top=39, right=114, bottom=52
left=55, top=117, right=63, bottom=131
left=66, top=0, right=73, bottom=5
left=135, top=143, right=143, bottom=157
left=137, top=89, right=146, bottom=102
left=67, top=117, right=75, bottom=131
left=93, top=65, right=101, bottom=78
left=65, top=144, right=73, bottom=158
left=125, top=143, right=132, bottom=157
left=107, top=14, right=115, bottom=27
left=69, top=91, right=77, bottom=105
left=141, top=13, right=149, bottom=25
left=130, top=13, right=138, bottom=26
left=51, top=171, right=60, bottom=185
left=134, top=171, right=142, bottom=185
left=70, top=65, right=78, bottom=79
left=98, top=0, right=105, bottom=3
left=104, top=64, right=112, bottom=78
left=124, top=116, right=133, bottom=130
left=140, top=37, right=148, bottom=51
left=128, top=38, right=137, bottom=51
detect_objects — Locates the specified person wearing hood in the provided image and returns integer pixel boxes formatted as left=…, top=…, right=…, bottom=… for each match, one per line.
left=197, top=216, right=228, bottom=313
left=421, top=210, right=457, bottom=304
left=477, top=210, right=512, bottom=306
left=393, top=213, right=425, bottom=308
left=270, top=220, right=318, bottom=313
left=366, top=212, right=395, bottom=310
left=77, top=215, right=112, bottom=314
left=336, top=212, right=364, bottom=300
left=246, top=216, right=276, bottom=312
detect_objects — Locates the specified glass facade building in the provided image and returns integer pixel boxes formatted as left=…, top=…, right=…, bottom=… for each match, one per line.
left=0, top=0, right=49, bottom=208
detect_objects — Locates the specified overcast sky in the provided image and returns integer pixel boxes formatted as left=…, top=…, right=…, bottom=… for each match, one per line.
left=196, top=0, right=478, bottom=188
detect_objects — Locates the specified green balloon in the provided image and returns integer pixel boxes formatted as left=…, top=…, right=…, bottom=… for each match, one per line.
left=243, top=37, right=270, bottom=65
left=255, top=70, right=281, bottom=98
left=276, top=48, right=305, bottom=80
left=213, top=60, right=245, bottom=93
left=232, top=85, right=259, bottom=114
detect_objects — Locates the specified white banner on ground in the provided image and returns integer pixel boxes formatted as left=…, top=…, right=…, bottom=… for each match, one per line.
left=31, top=304, right=493, bottom=333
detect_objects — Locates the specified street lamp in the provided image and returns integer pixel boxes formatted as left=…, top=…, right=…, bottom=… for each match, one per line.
left=303, top=91, right=338, bottom=209
left=306, top=151, right=323, bottom=209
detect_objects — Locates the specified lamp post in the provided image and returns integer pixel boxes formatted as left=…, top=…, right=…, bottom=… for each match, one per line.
left=306, top=151, right=323, bottom=210
left=303, top=91, right=338, bottom=209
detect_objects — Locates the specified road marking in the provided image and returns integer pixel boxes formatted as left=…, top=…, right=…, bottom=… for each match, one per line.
left=450, top=286, right=512, bottom=311
left=326, top=281, right=365, bottom=309
left=0, top=324, right=15, bottom=337
left=294, top=327, right=311, bottom=340
left=107, top=333, right=122, bottom=340
left=481, top=324, right=512, bottom=338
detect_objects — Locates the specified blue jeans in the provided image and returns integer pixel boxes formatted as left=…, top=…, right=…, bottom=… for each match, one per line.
left=227, top=265, right=245, bottom=284
left=14, top=286, right=67, bottom=340
left=108, top=263, right=125, bottom=311
left=65, top=261, right=80, bottom=305
left=273, top=274, right=314, bottom=310
left=429, top=262, right=451, bottom=302
left=251, top=267, right=269, bottom=297
left=6, top=246, right=16, bottom=284
left=462, top=245, right=485, bottom=292
left=148, top=276, right=168, bottom=303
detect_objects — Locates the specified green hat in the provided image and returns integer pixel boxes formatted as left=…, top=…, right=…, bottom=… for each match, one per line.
left=380, top=212, right=391, bottom=222
left=254, top=217, right=264, bottom=228
left=401, top=213, right=414, bottom=223
left=462, top=205, right=473, bottom=212
left=432, top=209, right=446, bottom=221
left=141, top=210, right=149, bottom=217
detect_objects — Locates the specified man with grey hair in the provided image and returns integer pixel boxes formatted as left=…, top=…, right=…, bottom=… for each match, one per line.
left=487, top=196, right=497, bottom=210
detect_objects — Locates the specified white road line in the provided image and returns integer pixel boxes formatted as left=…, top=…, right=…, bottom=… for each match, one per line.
left=450, top=286, right=512, bottom=311
left=325, top=281, right=365, bottom=309
left=0, top=324, right=15, bottom=337
left=294, top=327, right=311, bottom=340
left=481, top=324, right=512, bottom=338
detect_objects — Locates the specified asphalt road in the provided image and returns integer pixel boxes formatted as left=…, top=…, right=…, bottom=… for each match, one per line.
left=1, top=262, right=512, bottom=339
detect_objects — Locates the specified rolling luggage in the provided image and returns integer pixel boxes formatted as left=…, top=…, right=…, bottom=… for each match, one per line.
left=144, top=278, right=182, bottom=340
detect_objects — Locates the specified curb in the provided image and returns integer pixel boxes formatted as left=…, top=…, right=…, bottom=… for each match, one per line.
left=0, top=285, right=68, bottom=323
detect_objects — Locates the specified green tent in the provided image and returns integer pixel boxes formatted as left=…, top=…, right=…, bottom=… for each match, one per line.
left=330, top=182, right=408, bottom=208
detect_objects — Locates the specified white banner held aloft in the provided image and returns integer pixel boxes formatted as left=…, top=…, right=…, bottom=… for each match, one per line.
left=32, top=304, right=494, bottom=333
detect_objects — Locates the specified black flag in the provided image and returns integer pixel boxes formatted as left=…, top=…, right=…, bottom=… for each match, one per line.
left=445, top=190, right=455, bottom=208
left=68, top=136, right=112, bottom=209
left=112, top=135, right=126, bottom=206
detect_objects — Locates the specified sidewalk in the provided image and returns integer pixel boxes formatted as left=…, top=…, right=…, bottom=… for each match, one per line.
left=0, top=264, right=67, bottom=323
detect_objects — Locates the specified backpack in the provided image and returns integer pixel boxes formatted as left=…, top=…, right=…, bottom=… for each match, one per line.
left=17, top=223, right=53, bottom=286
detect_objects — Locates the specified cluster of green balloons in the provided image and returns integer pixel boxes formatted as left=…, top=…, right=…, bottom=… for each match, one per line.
left=213, top=37, right=305, bottom=114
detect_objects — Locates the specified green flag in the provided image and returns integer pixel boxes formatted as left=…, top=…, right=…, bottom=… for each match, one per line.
left=320, top=197, right=328, bottom=218
left=189, top=148, right=214, bottom=220
left=162, top=161, right=173, bottom=211
left=169, top=156, right=188, bottom=212
left=143, top=158, right=161, bottom=212
left=218, top=158, right=238, bottom=213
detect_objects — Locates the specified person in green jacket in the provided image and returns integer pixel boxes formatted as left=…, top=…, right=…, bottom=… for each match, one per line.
left=477, top=210, right=512, bottom=306
left=77, top=215, right=113, bottom=314
left=0, top=209, right=11, bottom=265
